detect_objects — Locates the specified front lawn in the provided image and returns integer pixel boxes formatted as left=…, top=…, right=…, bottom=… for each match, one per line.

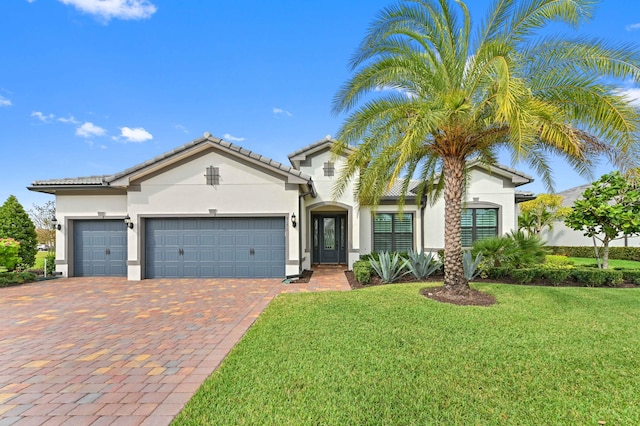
left=570, top=257, right=640, bottom=269
left=174, top=284, right=640, bottom=425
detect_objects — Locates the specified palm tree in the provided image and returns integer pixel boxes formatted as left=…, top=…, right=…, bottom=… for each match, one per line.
left=332, top=0, right=640, bottom=296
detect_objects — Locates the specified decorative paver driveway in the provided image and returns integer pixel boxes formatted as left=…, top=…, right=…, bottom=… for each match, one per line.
left=0, top=270, right=350, bottom=425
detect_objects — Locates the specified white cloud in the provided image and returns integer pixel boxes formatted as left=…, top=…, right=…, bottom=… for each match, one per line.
left=117, top=126, right=153, bottom=142
left=272, top=107, right=292, bottom=117
left=31, top=111, right=55, bottom=122
left=626, top=23, right=640, bottom=31
left=58, top=0, right=157, bottom=21
left=0, top=96, right=12, bottom=107
left=26, top=0, right=36, bottom=3
left=58, top=115, right=79, bottom=124
left=223, top=133, right=245, bottom=142
left=76, top=122, right=106, bottom=138
left=618, top=88, right=640, bottom=107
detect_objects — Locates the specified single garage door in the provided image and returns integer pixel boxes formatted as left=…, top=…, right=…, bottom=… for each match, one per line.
left=74, top=220, right=127, bottom=276
left=145, top=217, right=285, bottom=278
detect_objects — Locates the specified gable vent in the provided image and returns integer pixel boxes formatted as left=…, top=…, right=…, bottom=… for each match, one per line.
left=205, top=166, right=220, bottom=185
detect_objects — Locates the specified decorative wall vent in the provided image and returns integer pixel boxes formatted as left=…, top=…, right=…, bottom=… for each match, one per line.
left=205, top=166, right=220, bottom=185
left=323, top=161, right=335, bottom=177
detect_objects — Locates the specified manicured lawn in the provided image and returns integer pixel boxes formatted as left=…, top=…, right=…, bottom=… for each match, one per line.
left=174, top=283, right=640, bottom=425
left=34, top=251, right=48, bottom=269
left=570, top=257, right=640, bottom=269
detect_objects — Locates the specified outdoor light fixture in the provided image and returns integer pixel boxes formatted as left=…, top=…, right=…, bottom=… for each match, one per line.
left=124, top=214, right=134, bottom=229
left=51, top=217, right=61, bottom=231
left=291, top=213, right=297, bottom=228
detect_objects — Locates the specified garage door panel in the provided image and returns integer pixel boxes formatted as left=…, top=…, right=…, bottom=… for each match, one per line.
left=146, top=217, right=285, bottom=278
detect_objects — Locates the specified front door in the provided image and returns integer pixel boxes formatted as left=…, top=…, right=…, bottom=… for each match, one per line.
left=313, top=214, right=347, bottom=264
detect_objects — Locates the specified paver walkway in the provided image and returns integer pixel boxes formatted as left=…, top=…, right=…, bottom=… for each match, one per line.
left=0, top=278, right=282, bottom=426
left=0, top=267, right=350, bottom=426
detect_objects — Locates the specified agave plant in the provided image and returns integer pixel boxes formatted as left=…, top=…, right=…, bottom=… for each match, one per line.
left=406, top=250, right=442, bottom=280
left=463, top=250, right=483, bottom=281
left=370, top=251, right=409, bottom=283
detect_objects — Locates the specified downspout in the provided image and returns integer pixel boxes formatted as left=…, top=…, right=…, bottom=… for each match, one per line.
left=298, top=189, right=314, bottom=273
left=420, top=195, right=427, bottom=252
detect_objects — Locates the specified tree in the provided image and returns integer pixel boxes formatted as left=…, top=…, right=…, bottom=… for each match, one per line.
left=564, top=171, right=640, bottom=269
left=0, top=195, right=38, bottom=268
left=28, top=200, right=56, bottom=247
left=518, top=194, right=571, bottom=235
left=332, top=0, right=640, bottom=298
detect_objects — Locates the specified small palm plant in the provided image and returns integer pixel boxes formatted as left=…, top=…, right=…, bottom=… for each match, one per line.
left=370, top=251, right=409, bottom=283
left=406, top=250, right=442, bottom=280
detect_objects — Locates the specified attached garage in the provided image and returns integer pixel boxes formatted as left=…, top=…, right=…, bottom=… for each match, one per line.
left=73, top=220, right=128, bottom=276
left=145, top=217, right=285, bottom=278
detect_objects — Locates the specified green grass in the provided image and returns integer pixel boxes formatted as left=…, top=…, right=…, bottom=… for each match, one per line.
left=570, top=257, right=640, bottom=269
left=174, top=284, right=640, bottom=425
left=34, top=251, right=48, bottom=269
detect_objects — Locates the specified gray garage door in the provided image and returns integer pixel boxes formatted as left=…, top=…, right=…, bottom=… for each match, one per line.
left=74, top=220, right=127, bottom=276
left=145, top=217, right=285, bottom=278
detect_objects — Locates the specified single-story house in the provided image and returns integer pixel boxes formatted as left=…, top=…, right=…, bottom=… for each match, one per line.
left=542, top=184, right=640, bottom=247
left=29, top=134, right=534, bottom=280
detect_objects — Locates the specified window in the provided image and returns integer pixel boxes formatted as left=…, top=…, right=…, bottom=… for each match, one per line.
left=373, top=213, right=413, bottom=252
left=205, top=166, right=220, bottom=185
left=461, top=208, right=498, bottom=247
left=323, top=161, right=334, bottom=177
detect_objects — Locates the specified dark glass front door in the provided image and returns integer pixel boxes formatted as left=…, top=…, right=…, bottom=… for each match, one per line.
left=313, top=214, right=347, bottom=264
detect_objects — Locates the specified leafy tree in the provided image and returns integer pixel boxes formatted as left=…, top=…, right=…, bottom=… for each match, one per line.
left=0, top=195, right=38, bottom=268
left=564, top=171, right=640, bottom=269
left=332, top=0, right=640, bottom=297
left=518, top=194, right=571, bottom=235
left=28, top=200, right=56, bottom=247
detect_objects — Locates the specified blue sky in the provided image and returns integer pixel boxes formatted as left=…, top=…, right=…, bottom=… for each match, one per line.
left=1, top=0, right=639, bottom=210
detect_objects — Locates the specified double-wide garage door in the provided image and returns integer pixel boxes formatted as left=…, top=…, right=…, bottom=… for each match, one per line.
left=145, top=217, right=285, bottom=278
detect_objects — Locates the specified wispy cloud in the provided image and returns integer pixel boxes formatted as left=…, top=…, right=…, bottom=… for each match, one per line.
left=31, top=111, right=55, bottom=122
left=223, top=133, right=245, bottom=142
left=625, top=23, right=640, bottom=31
left=175, top=124, right=189, bottom=133
left=0, top=96, right=12, bottom=107
left=115, top=126, right=153, bottom=143
left=76, top=122, right=106, bottom=138
left=272, top=107, right=292, bottom=117
left=57, top=115, right=79, bottom=124
left=58, top=0, right=157, bottom=21
left=26, top=0, right=36, bottom=3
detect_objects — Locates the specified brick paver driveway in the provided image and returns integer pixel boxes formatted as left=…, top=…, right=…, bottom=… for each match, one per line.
left=0, top=274, right=347, bottom=426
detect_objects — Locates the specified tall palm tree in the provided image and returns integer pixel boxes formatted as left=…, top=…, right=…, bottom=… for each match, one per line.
left=332, top=0, right=640, bottom=296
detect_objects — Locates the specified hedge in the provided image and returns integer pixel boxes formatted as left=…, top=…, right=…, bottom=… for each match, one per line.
left=549, top=246, right=640, bottom=262
left=352, top=259, right=373, bottom=284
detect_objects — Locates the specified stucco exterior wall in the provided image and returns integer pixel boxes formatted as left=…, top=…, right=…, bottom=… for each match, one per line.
left=543, top=223, right=640, bottom=248
left=298, top=148, right=360, bottom=269
left=53, top=193, right=128, bottom=277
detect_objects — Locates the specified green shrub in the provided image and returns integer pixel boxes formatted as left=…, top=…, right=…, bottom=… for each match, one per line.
left=619, top=269, right=640, bottom=283
left=45, top=251, right=56, bottom=276
left=540, top=268, right=573, bottom=286
left=550, top=246, right=640, bottom=262
left=353, top=260, right=373, bottom=284
left=545, top=255, right=574, bottom=266
left=361, top=252, right=409, bottom=262
left=571, top=268, right=623, bottom=287
left=406, top=250, right=441, bottom=280
left=473, top=231, right=547, bottom=269
left=483, top=266, right=512, bottom=280
left=0, top=238, right=21, bottom=271
left=511, top=268, right=538, bottom=284
left=370, top=252, right=409, bottom=284
left=0, top=271, right=37, bottom=287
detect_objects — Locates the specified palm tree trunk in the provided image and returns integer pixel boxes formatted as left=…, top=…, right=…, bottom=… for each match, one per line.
left=442, top=155, right=470, bottom=294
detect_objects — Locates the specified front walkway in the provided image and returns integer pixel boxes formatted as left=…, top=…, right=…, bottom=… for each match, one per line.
left=0, top=269, right=349, bottom=426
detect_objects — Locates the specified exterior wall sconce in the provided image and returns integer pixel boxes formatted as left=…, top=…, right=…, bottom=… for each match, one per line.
left=124, top=214, right=134, bottom=229
left=51, top=217, right=61, bottom=230
left=291, top=213, right=297, bottom=228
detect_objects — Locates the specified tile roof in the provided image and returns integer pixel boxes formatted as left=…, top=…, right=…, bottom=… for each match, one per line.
left=31, top=134, right=312, bottom=188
